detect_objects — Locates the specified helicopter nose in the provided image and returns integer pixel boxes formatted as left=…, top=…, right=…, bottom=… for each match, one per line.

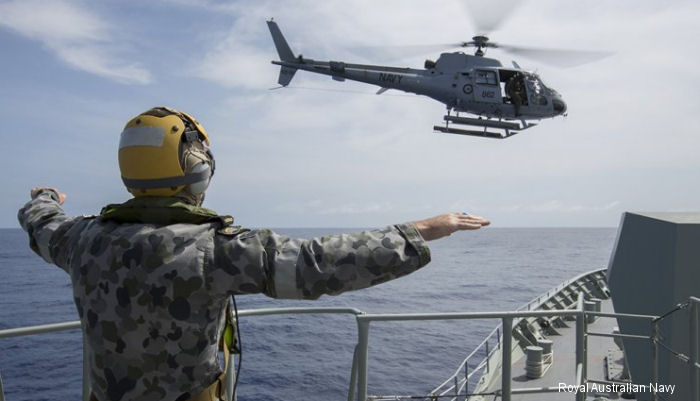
left=553, top=97, right=567, bottom=115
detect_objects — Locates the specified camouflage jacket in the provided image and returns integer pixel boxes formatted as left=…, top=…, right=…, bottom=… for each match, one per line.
left=18, top=191, right=431, bottom=401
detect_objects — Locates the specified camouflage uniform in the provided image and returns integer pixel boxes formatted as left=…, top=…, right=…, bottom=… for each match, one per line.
left=18, top=190, right=431, bottom=401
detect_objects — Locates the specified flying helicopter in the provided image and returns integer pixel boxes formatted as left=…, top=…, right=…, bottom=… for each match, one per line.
left=267, top=10, right=609, bottom=139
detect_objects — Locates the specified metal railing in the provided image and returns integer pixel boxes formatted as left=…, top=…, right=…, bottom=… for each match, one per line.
left=425, top=268, right=608, bottom=400
left=2, top=295, right=699, bottom=401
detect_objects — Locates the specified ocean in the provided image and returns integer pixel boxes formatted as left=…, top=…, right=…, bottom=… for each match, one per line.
left=0, top=227, right=617, bottom=401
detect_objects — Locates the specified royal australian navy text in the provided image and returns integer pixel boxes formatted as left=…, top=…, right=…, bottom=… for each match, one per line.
left=558, top=382, right=676, bottom=394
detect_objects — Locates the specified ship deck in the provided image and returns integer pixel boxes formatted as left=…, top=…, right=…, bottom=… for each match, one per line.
left=500, top=298, right=628, bottom=400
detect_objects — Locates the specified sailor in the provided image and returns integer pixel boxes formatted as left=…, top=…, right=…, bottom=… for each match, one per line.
left=18, top=106, right=490, bottom=401
left=505, top=73, right=525, bottom=117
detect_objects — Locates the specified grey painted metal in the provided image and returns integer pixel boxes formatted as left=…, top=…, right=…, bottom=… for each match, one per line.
left=431, top=324, right=500, bottom=396
left=485, top=339, right=490, bottom=373
left=357, top=309, right=579, bottom=323
left=226, top=352, right=235, bottom=401
left=429, top=268, right=607, bottom=399
left=433, top=125, right=507, bottom=139
left=237, top=307, right=363, bottom=318
left=510, top=386, right=564, bottom=394
left=652, top=322, right=659, bottom=401
left=575, top=293, right=586, bottom=401
left=357, top=320, right=370, bottom=401
left=587, top=331, right=653, bottom=340
left=9, top=288, right=696, bottom=401
left=502, top=317, right=513, bottom=401
left=586, top=311, right=657, bottom=320
left=82, top=337, right=90, bottom=401
left=575, top=363, right=584, bottom=395
left=267, top=19, right=566, bottom=127
left=608, top=212, right=700, bottom=401
left=0, top=320, right=80, bottom=338
left=0, top=364, right=4, bottom=401
left=691, top=300, right=699, bottom=401
left=444, top=115, right=522, bottom=130
left=464, top=360, right=469, bottom=397
left=348, top=346, right=359, bottom=401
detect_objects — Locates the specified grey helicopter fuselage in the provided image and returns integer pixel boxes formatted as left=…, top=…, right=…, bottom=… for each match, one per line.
left=268, top=20, right=567, bottom=122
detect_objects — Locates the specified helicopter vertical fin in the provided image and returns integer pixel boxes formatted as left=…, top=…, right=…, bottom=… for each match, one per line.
left=267, top=19, right=298, bottom=86
left=267, top=20, right=295, bottom=62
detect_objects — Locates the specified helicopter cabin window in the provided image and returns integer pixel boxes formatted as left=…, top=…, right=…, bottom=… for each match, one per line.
left=475, top=70, right=498, bottom=85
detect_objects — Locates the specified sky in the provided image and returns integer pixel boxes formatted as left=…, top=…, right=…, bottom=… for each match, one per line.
left=1, top=0, right=699, bottom=228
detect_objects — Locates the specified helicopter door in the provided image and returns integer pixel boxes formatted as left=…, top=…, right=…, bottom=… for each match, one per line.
left=473, top=69, right=501, bottom=104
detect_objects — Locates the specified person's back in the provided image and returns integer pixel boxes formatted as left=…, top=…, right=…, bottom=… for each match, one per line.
left=18, top=107, right=489, bottom=401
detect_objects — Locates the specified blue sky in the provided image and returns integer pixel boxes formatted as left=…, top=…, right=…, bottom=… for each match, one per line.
left=1, top=0, right=699, bottom=228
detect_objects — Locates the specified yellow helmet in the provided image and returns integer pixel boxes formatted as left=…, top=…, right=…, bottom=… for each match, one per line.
left=118, top=106, right=214, bottom=198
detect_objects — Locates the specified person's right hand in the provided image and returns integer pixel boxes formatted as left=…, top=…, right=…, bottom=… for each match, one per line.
left=411, top=213, right=490, bottom=241
left=31, top=187, right=67, bottom=205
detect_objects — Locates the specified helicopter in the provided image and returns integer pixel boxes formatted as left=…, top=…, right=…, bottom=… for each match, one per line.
left=267, top=13, right=608, bottom=139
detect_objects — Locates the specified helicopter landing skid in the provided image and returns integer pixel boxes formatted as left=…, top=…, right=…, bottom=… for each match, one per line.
left=433, top=115, right=537, bottom=139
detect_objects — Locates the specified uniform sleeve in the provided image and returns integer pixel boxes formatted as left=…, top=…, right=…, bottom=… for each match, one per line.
left=17, top=190, right=78, bottom=272
left=215, top=223, right=431, bottom=299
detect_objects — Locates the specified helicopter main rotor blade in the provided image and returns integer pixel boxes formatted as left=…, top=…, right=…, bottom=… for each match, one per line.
left=497, top=44, right=614, bottom=68
left=349, top=43, right=465, bottom=61
left=463, top=0, right=522, bottom=35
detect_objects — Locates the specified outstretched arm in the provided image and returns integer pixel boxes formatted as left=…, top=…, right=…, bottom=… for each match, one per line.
left=214, top=213, right=489, bottom=300
left=18, top=187, right=75, bottom=270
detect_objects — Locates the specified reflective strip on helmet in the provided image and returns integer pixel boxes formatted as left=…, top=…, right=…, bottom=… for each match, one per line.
left=122, top=169, right=210, bottom=189
left=119, top=126, right=166, bottom=149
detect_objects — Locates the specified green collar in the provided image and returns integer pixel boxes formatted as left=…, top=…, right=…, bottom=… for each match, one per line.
left=100, top=197, right=233, bottom=226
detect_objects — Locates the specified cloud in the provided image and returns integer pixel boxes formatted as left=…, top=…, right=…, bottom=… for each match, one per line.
left=0, top=0, right=151, bottom=84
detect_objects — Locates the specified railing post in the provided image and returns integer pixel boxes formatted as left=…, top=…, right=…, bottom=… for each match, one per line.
left=464, top=361, right=469, bottom=400
left=0, top=364, right=5, bottom=401
left=575, top=293, right=585, bottom=401
left=454, top=376, right=459, bottom=398
left=82, top=336, right=90, bottom=401
left=347, top=346, right=359, bottom=401
left=357, top=319, right=370, bottom=401
left=651, top=322, right=658, bottom=401
left=497, top=328, right=501, bottom=349
left=502, top=317, right=513, bottom=401
left=485, top=340, right=490, bottom=373
left=691, top=301, right=699, bottom=401
left=226, top=351, right=236, bottom=401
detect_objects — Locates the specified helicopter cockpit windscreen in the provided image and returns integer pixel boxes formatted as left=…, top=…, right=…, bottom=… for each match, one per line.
left=524, top=73, right=550, bottom=106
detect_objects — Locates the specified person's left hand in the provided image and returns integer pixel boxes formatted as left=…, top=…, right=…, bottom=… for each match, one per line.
left=31, top=187, right=67, bottom=205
